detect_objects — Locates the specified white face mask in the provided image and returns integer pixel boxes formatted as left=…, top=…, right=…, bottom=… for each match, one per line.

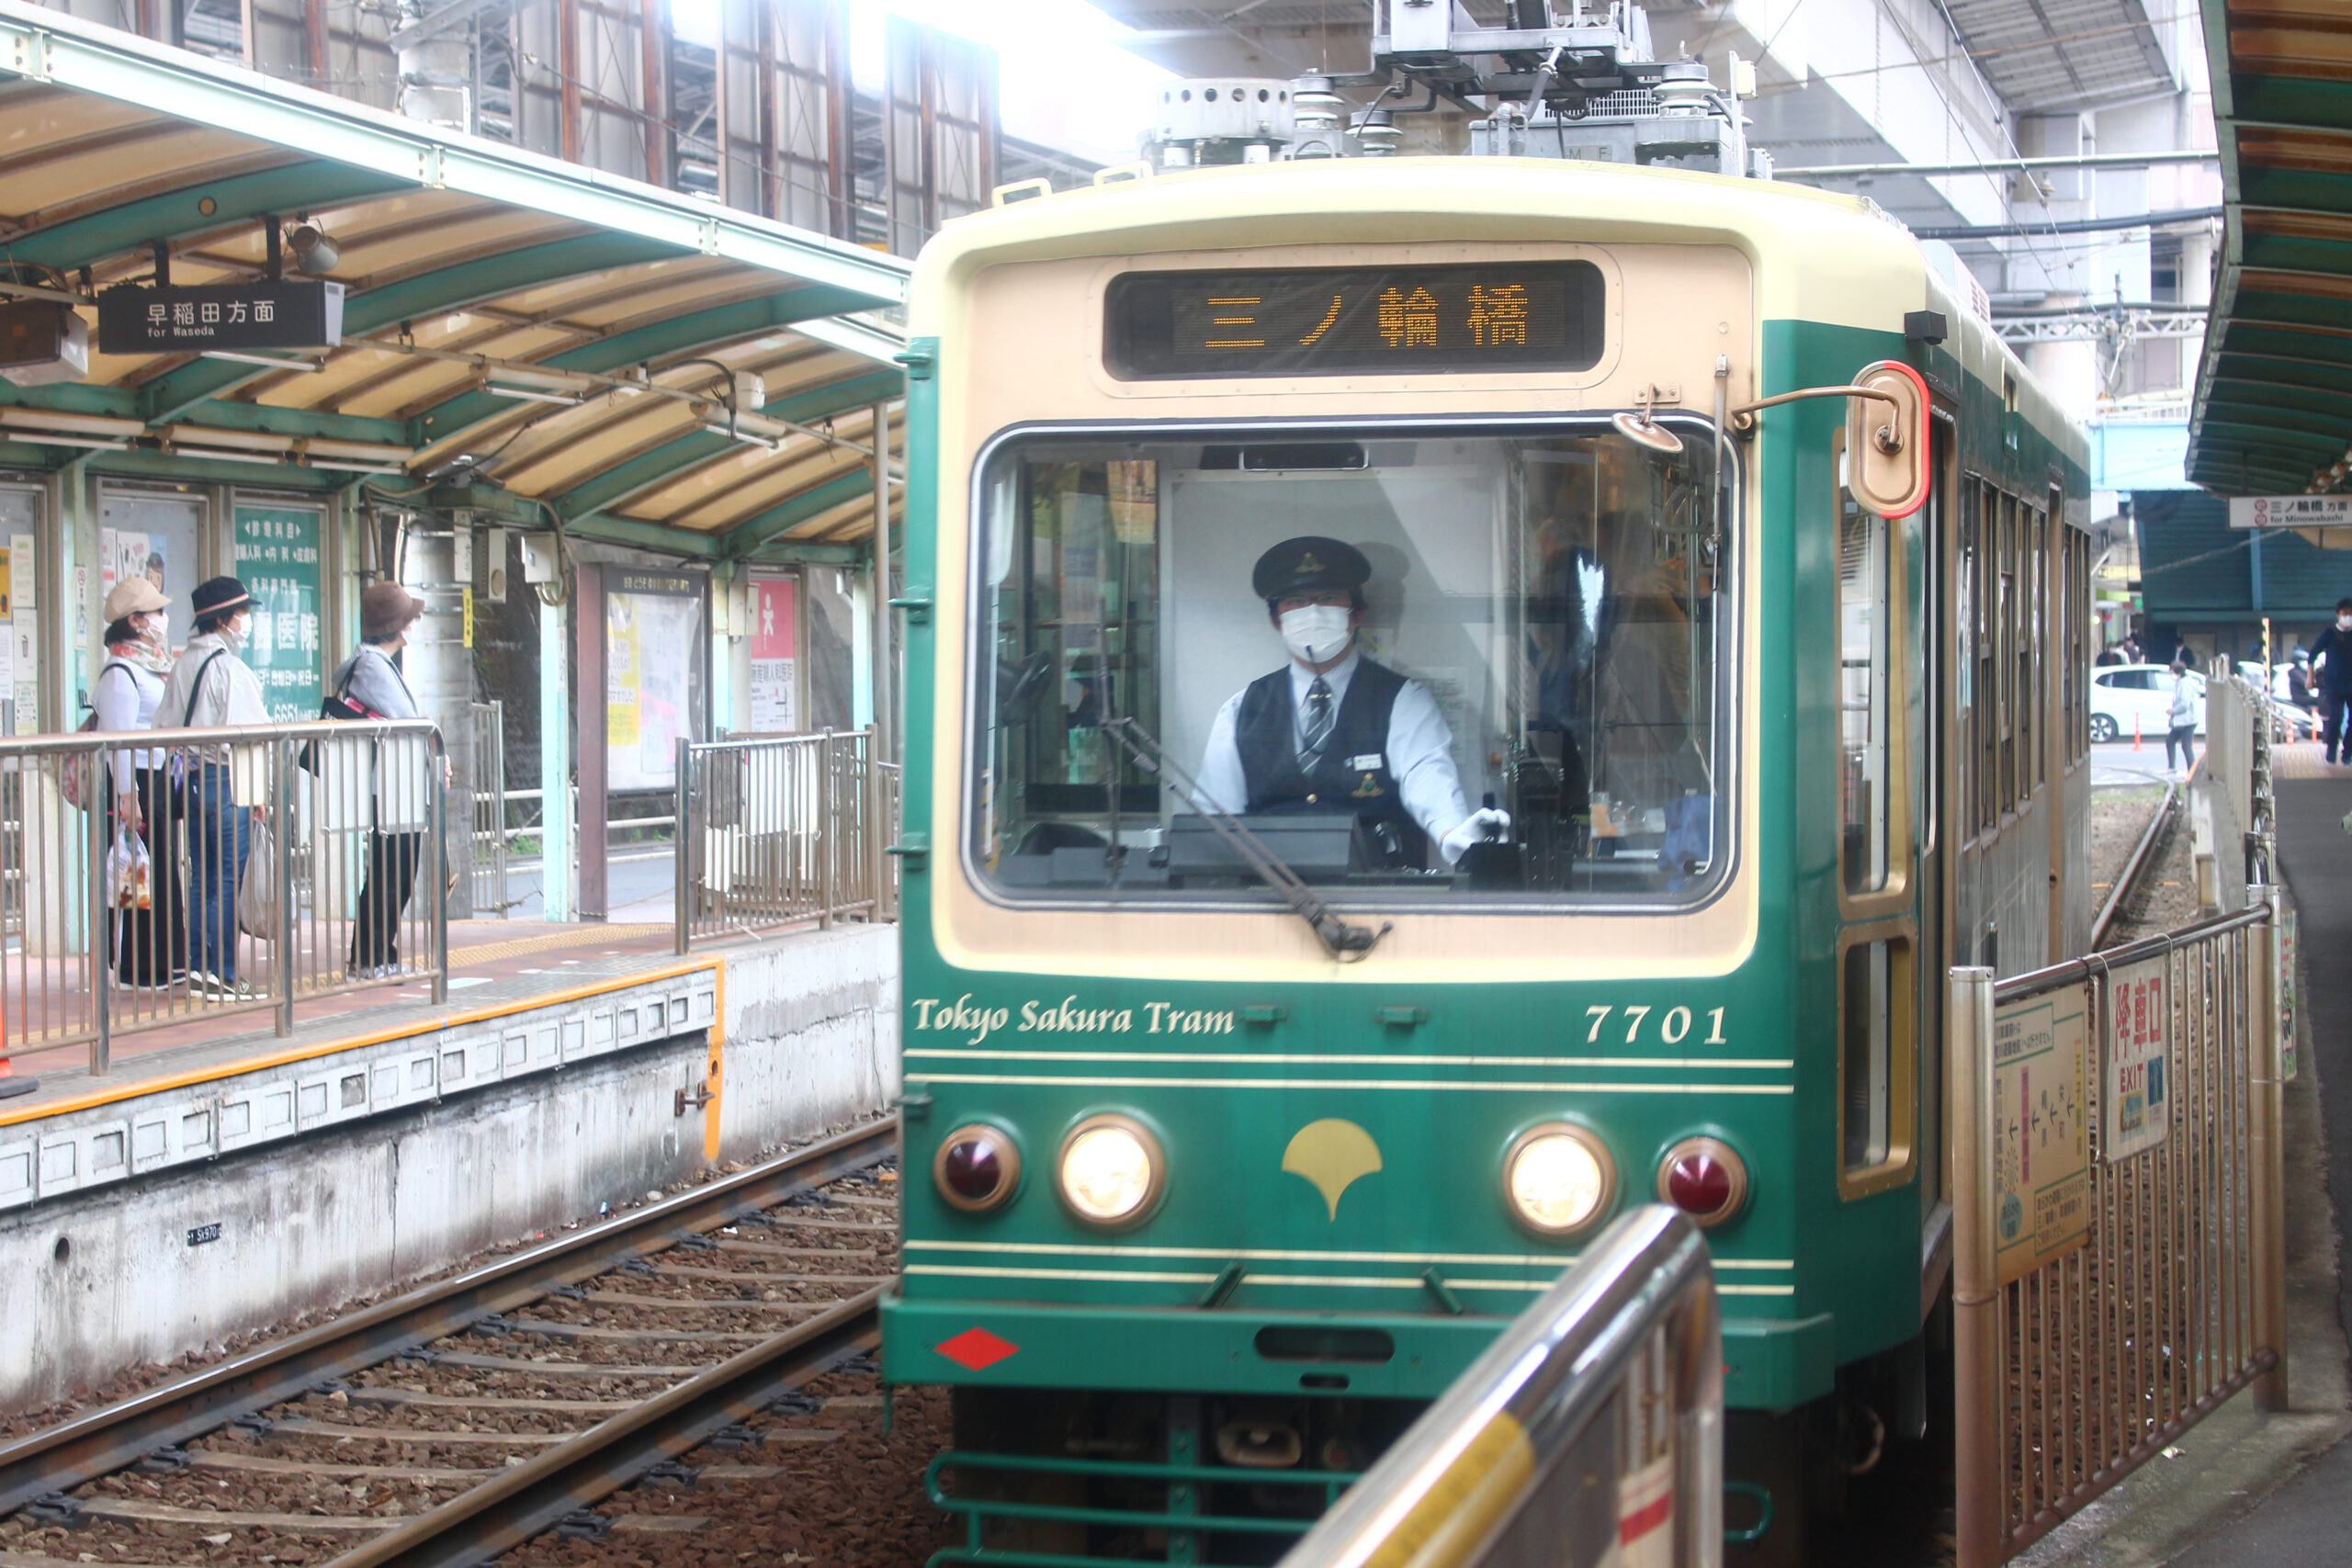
left=144, top=612, right=169, bottom=648
left=2337, top=615, right=2350, bottom=631
left=1280, top=604, right=1354, bottom=666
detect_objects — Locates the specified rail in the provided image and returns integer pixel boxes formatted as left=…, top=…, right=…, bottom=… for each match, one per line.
left=1951, top=892, right=2289, bottom=1567
left=673, top=728, right=889, bottom=952
left=2091, top=782, right=2178, bottom=948
left=0, top=1119, right=895, bottom=1518
left=1, top=716, right=447, bottom=1078
left=1277, top=1206, right=1722, bottom=1568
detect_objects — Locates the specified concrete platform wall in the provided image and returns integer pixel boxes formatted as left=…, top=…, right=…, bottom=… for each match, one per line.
left=0, top=923, right=899, bottom=1410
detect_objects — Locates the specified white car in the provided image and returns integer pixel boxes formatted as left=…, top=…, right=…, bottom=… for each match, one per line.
left=2089, top=664, right=2204, bottom=744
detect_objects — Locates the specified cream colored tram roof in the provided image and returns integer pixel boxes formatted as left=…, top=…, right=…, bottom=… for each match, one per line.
left=0, top=1, right=908, bottom=558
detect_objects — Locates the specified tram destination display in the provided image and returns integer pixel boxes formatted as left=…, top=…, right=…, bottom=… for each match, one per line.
left=1105, top=262, right=1605, bottom=379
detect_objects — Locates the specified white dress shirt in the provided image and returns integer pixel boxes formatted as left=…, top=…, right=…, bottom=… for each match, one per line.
left=91, top=657, right=164, bottom=794
left=1195, top=647, right=1475, bottom=859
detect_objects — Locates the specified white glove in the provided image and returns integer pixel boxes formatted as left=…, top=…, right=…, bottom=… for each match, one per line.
left=1440, top=807, right=1512, bottom=865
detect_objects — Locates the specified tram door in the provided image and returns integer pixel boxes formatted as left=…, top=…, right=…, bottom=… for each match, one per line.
left=1913, top=421, right=1952, bottom=1233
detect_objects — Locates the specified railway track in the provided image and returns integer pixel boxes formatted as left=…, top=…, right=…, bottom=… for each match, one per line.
left=2094, top=781, right=2183, bottom=947
left=0, top=1121, right=898, bottom=1568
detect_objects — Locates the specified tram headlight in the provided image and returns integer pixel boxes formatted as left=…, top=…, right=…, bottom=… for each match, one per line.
left=1657, top=1136, right=1749, bottom=1228
left=1502, top=1123, right=1615, bottom=1238
left=1057, top=1114, right=1165, bottom=1227
left=933, top=1123, right=1021, bottom=1213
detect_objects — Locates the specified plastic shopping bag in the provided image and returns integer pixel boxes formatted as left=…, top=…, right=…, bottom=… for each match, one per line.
left=237, top=818, right=276, bottom=940
left=107, top=827, right=152, bottom=912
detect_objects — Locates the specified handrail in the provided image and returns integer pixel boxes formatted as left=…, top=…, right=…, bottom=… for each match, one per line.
left=1278, top=1206, right=1721, bottom=1568
left=1, top=715, right=447, bottom=1077
left=1996, top=897, right=2271, bottom=1006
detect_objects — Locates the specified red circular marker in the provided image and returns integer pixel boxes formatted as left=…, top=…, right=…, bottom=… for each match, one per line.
left=942, top=1136, right=1004, bottom=1201
left=1666, top=1150, right=1733, bottom=1216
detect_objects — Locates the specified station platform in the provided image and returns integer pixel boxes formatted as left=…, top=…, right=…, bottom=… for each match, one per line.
left=2030, top=758, right=2352, bottom=1566
left=0, top=913, right=900, bottom=1409
left=1, top=919, right=677, bottom=1087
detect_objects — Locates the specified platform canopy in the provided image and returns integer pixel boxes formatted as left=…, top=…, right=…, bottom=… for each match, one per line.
left=0, top=0, right=909, bottom=560
left=2185, top=0, right=2352, bottom=502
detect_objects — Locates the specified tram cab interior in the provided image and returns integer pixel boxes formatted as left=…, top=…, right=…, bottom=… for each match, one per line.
left=972, top=417, right=1733, bottom=908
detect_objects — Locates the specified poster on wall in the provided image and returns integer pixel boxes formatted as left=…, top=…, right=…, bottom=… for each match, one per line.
left=748, top=575, right=797, bottom=734
left=8, top=533, right=34, bottom=731
left=231, top=503, right=323, bottom=724
left=605, top=568, right=707, bottom=791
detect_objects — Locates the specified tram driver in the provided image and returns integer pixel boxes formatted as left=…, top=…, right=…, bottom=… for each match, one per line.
left=1195, top=536, right=1511, bottom=869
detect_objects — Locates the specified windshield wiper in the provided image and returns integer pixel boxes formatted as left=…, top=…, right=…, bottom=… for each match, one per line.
left=1102, top=717, right=1390, bottom=961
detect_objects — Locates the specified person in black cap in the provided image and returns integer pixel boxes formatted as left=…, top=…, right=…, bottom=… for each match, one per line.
left=1195, top=536, right=1509, bottom=868
left=157, top=575, right=272, bottom=997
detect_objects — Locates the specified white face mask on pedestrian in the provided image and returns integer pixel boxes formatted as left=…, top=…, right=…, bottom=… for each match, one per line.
left=2337, top=614, right=2350, bottom=632
left=1279, top=604, right=1353, bottom=666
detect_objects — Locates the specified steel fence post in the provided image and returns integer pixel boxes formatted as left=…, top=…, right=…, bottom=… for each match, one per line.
left=88, top=743, right=110, bottom=1077
left=430, top=729, right=448, bottom=1006
left=817, top=729, right=834, bottom=930
left=274, top=738, right=295, bottom=1038
left=2249, top=886, right=2289, bottom=1410
left=1950, top=965, right=2002, bottom=1568
left=673, top=738, right=690, bottom=956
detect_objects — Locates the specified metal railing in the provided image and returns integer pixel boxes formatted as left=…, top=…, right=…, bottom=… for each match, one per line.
left=469, top=699, right=510, bottom=918
left=1951, top=890, right=2288, bottom=1567
left=1, top=718, right=448, bottom=1077
left=673, top=728, right=888, bottom=951
left=1277, top=1206, right=1723, bottom=1568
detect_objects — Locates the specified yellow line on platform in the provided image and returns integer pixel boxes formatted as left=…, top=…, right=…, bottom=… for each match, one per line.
left=446, top=923, right=669, bottom=965
left=0, top=957, right=722, bottom=1129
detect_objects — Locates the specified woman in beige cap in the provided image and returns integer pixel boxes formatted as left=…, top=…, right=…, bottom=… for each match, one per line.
left=94, top=577, right=185, bottom=987
left=335, top=582, right=428, bottom=978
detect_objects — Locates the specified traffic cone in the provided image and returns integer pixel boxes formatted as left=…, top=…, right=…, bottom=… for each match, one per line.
left=0, top=993, right=31, bottom=1100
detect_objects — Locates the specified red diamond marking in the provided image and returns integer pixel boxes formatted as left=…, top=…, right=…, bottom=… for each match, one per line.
left=935, top=1327, right=1020, bottom=1371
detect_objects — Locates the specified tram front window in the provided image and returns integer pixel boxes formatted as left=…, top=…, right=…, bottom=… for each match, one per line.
left=970, top=423, right=1733, bottom=908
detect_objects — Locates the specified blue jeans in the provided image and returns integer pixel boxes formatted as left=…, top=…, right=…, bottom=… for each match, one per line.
left=188, top=764, right=251, bottom=984
left=2325, top=691, right=2352, bottom=763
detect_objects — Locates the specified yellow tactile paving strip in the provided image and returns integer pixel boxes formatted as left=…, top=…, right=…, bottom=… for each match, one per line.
left=446, top=923, right=670, bottom=966
left=2275, top=743, right=2352, bottom=781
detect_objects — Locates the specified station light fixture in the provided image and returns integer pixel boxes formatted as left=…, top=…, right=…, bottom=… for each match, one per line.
left=1502, top=1122, right=1615, bottom=1238
left=0, top=407, right=140, bottom=450
left=698, top=408, right=796, bottom=451
left=483, top=365, right=605, bottom=406
left=933, top=1123, right=1023, bottom=1213
left=1056, top=1114, right=1165, bottom=1228
left=1655, top=1136, right=1749, bottom=1228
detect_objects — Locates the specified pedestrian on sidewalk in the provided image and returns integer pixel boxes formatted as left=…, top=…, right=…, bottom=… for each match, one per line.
left=2166, top=658, right=2199, bottom=776
left=2304, top=599, right=2352, bottom=763
left=333, top=583, right=431, bottom=978
left=93, top=578, right=186, bottom=988
left=156, top=576, right=271, bottom=997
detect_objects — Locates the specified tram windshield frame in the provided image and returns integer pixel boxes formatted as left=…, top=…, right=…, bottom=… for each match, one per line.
left=962, top=416, right=1741, bottom=915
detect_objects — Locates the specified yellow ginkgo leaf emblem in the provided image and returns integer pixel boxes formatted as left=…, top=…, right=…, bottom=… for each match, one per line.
left=1283, top=1119, right=1384, bottom=1221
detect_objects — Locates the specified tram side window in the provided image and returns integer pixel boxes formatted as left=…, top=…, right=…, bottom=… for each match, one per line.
left=968, top=423, right=1734, bottom=908
left=1840, top=936, right=1912, bottom=1185
left=1838, top=479, right=1892, bottom=896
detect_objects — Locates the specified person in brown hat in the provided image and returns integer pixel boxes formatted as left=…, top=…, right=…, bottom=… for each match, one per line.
left=95, top=576, right=184, bottom=987
left=334, top=582, right=428, bottom=978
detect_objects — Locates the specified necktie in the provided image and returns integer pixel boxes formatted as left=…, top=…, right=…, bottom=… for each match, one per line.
left=1299, top=677, right=1334, bottom=773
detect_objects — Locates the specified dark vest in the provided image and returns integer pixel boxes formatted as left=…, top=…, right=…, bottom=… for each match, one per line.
left=1236, top=658, right=1427, bottom=867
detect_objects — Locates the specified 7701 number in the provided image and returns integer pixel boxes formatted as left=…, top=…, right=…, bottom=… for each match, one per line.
left=1586, top=1005, right=1728, bottom=1046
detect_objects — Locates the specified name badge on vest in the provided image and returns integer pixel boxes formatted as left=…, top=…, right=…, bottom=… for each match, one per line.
left=1346, top=754, right=1384, bottom=772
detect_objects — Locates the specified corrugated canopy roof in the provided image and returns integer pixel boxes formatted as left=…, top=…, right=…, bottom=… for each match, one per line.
left=1938, top=0, right=2178, bottom=113
left=0, top=0, right=910, bottom=560
left=2186, top=0, right=2352, bottom=502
